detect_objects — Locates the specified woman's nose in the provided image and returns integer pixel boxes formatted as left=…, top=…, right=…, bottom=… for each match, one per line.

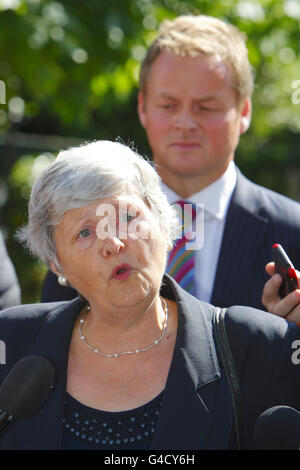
left=102, top=236, right=126, bottom=258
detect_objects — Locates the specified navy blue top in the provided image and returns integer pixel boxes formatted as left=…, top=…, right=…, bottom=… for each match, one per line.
left=62, top=391, right=164, bottom=450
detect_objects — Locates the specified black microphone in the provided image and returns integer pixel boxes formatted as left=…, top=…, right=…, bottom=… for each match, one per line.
left=254, top=406, right=300, bottom=450
left=0, top=355, right=55, bottom=436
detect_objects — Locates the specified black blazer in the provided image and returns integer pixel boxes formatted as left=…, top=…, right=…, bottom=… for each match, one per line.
left=211, top=168, right=300, bottom=309
left=0, top=275, right=299, bottom=450
left=40, top=169, right=300, bottom=310
left=0, top=231, right=21, bottom=310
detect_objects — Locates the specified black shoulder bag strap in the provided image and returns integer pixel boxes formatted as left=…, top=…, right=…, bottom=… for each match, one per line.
left=212, top=306, right=244, bottom=450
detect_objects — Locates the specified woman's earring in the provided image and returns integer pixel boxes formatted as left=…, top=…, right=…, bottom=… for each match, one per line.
left=58, top=275, right=68, bottom=286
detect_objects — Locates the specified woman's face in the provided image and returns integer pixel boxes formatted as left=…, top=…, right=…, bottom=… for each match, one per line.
left=51, top=192, right=168, bottom=312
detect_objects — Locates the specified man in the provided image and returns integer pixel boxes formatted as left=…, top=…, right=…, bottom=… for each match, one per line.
left=0, top=230, right=21, bottom=309
left=137, top=14, right=300, bottom=310
left=42, top=14, right=300, bottom=312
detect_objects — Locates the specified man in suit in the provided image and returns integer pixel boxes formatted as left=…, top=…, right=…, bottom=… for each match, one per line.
left=41, top=14, right=300, bottom=311
left=0, top=230, right=21, bottom=309
left=137, top=14, right=300, bottom=310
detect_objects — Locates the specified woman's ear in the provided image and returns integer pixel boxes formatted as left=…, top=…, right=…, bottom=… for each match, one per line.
left=49, top=261, right=61, bottom=277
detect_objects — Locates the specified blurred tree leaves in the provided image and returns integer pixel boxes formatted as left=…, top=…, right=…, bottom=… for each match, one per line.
left=0, top=0, right=299, bottom=302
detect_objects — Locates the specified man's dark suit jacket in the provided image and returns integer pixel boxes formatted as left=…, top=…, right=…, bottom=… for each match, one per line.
left=0, top=275, right=299, bottom=450
left=40, top=170, right=300, bottom=310
left=0, top=231, right=21, bottom=310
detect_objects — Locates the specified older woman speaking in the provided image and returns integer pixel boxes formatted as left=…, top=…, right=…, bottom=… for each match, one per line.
left=0, top=140, right=299, bottom=450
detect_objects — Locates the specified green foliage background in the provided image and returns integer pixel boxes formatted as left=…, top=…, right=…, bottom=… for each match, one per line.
left=0, top=0, right=299, bottom=303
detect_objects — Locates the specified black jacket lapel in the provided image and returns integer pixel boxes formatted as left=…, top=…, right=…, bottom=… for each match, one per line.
left=151, top=277, right=233, bottom=450
left=211, top=171, right=268, bottom=308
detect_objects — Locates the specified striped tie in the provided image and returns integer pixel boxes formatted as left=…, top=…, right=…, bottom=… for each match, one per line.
left=166, top=200, right=197, bottom=295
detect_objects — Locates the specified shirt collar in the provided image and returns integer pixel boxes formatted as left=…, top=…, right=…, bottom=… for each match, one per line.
left=161, top=161, right=237, bottom=220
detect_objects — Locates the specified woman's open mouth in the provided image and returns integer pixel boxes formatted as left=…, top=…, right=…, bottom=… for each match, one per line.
left=111, top=263, right=132, bottom=280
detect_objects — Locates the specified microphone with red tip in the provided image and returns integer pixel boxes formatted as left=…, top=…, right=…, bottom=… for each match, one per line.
left=0, top=355, right=55, bottom=437
left=254, top=406, right=300, bottom=450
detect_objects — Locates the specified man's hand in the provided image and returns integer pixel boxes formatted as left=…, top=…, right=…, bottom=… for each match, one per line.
left=262, top=262, right=300, bottom=324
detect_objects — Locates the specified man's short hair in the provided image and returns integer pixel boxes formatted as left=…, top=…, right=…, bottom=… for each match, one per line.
left=139, top=14, right=254, bottom=104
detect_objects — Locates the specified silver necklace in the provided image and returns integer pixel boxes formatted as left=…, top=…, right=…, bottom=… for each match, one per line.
left=79, top=297, right=168, bottom=358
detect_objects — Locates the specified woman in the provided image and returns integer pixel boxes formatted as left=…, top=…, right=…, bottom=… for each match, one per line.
left=0, top=140, right=299, bottom=450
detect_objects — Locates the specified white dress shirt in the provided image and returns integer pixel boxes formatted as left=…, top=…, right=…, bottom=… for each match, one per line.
left=161, top=162, right=237, bottom=302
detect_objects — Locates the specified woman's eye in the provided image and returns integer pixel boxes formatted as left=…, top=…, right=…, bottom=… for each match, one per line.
left=120, top=212, right=136, bottom=223
left=78, top=228, right=92, bottom=239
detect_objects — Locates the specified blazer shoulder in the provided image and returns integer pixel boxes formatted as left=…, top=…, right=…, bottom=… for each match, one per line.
left=235, top=170, right=300, bottom=224
left=0, top=300, right=81, bottom=380
left=0, top=301, right=72, bottom=344
left=223, top=305, right=300, bottom=373
left=0, top=301, right=70, bottom=321
left=225, top=304, right=290, bottom=340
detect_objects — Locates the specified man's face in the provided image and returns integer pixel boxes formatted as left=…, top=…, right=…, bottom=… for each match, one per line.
left=138, top=52, right=251, bottom=193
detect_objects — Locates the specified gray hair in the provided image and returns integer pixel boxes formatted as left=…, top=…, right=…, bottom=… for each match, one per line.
left=17, top=140, right=180, bottom=269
